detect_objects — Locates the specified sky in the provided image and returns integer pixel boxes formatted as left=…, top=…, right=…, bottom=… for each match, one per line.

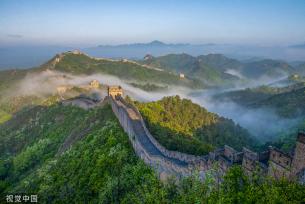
left=1, top=0, right=305, bottom=47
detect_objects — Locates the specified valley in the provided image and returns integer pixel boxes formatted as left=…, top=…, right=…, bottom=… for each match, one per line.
left=2, top=1, right=305, bottom=202
left=1, top=51, right=305, bottom=203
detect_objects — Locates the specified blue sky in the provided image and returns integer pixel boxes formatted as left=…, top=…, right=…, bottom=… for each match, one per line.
left=1, top=0, right=305, bottom=46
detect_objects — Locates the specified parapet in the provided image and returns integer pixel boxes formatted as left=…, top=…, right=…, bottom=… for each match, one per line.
left=223, top=145, right=242, bottom=163
left=243, top=147, right=258, bottom=161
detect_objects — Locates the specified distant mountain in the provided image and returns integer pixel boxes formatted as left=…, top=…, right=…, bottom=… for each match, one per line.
left=2, top=41, right=305, bottom=69
left=197, top=54, right=243, bottom=72
left=84, top=41, right=199, bottom=59
left=0, top=47, right=304, bottom=88
left=139, top=53, right=241, bottom=86
left=252, top=86, right=305, bottom=117
left=84, top=42, right=305, bottom=62
left=241, top=59, right=295, bottom=79
left=0, top=51, right=204, bottom=96
left=141, top=53, right=198, bottom=73
left=98, top=40, right=189, bottom=48
left=289, top=43, right=305, bottom=49
left=139, top=53, right=299, bottom=86
left=214, top=78, right=305, bottom=118
left=46, top=52, right=203, bottom=88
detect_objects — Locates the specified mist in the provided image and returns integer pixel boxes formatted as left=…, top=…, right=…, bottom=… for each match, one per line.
left=225, top=69, right=290, bottom=92
left=12, top=70, right=190, bottom=101
left=9, top=70, right=302, bottom=143
left=189, top=92, right=301, bottom=142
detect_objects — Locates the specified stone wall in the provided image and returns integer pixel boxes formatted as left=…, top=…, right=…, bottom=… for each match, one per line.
left=117, top=97, right=209, bottom=166
left=106, top=96, right=196, bottom=179
left=124, top=98, right=213, bottom=171
left=102, top=95, right=305, bottom=182
left=269, top=148, right=292, bottom=169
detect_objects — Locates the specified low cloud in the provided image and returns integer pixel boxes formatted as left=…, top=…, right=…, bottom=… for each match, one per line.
left=7, top=34, right=23, bottom=38
left=7, top=70, right=300, bottom=142
left=224, top=69, right=244, bottom=79
left=188, top=91, right=301, bottom=142
left=12, top=70, right=190, bottom=101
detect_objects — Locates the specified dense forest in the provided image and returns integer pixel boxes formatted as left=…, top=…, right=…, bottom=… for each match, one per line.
left=1, top=103, right=304, bottom=203
left=134, top=95, right=256, bottom=155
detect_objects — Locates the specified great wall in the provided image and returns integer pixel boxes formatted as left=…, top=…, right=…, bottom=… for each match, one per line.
left=62, top=85, right=305, bottom=183
left=54, top=51, right=305, bottom=183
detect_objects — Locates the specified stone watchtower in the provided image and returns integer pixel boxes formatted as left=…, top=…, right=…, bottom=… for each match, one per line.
left=268, top=147, right=292, bottom=179
left=291, top=132, right=305, bottom=181
left=108, top=86, right=123, bottom=98
left=89, top=80, right=100, bottom=89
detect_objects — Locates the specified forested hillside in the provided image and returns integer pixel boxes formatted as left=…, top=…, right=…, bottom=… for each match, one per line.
left=0, top=103, right=162, bottom=203
left=1, top=99, right=304, bottom=203
left=140, top=53, right=298, bottom=86
left=252, top=86, right=305, bottom=118
left=214, top=81, right=305, bottom=118
left=48, top=53, right=203, bottom=88
left=241, top=59, right=294, bottom=78
left=134, top=96, right=256, bottom=155
left=141, top=54, right=240, bottom=86
left=0, top=69, right=28, bottom=97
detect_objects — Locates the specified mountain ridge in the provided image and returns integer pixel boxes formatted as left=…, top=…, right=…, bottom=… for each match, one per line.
left=139, top=53, right=299, bottom=87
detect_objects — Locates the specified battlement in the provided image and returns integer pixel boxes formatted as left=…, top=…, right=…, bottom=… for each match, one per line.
left=224, top=145, right=237, bottom=161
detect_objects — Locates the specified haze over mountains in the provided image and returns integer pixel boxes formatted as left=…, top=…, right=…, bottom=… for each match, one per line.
left=139, top=53, right=300, bottom=87
left=1, top=50, right=305, bottom=145
left=1, top=49, right=305, bottom=201
left=2, top=1, right=305, bottom=202
left=1, top=41, right=305, bottom=69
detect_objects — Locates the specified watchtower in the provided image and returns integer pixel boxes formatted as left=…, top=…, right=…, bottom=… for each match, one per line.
left=242, top=147, right=259, bottom=175
left=291, top=132, right=305, bottom=178
left=89, top=80, right=100, bottom=89
left=108, top=86, right=123, bottom=98
left=268, top=147, right=292, bottom=179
